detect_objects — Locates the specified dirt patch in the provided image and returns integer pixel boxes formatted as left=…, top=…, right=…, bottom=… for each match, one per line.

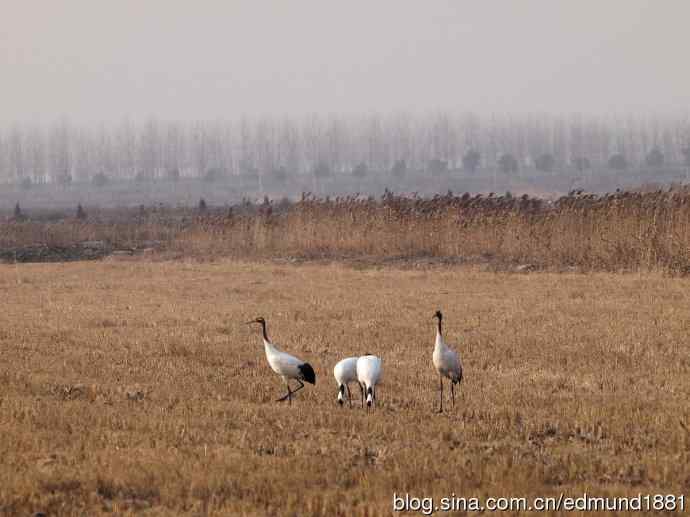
left=0, top=245, right=110, bottom=263
left=0, top=240, right=162, bottom=264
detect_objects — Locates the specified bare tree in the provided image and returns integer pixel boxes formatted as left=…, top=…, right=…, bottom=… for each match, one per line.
left=138, top=117, right=161, bottom=180
left=8, top=125, right=26, bottom=184
left=73, top=129, right=94, bottom=182
left=645, top=148, right=664, bottom=168
left=50, top=119, right=73, bottom=185
left=163, top=121, right=184, bottom=179
left=462, top=149, right=481, bottom=173
left=0, top=130, right=7, bottom=183
left=116, top=118, right=137, bottom=180
left=95, top=124, right=115, bottom=180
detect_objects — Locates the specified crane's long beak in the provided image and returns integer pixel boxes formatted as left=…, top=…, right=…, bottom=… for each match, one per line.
left=245, top=320, right=257, bottom=325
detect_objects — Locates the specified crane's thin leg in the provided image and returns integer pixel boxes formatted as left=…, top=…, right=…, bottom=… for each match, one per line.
left=451, top=381, right=455, bottom=408
left=359, top=383, right=365, bottom=408
left=275, top=379, right=290, bottom=403
left=277, top=379, right=305, bottom=402
left=346, top=384, right=352, bottom=408
left=437, top=376, right=444, bottom=413
left=292, top=379, right=305, bottom=395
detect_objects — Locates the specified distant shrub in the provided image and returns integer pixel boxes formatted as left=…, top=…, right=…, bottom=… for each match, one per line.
left=534, top=153, right=556, bottom=173
left=76, top=204, right=87, bottom=220
left=239, top=159, right=257, bottom=175
left=313, top=161, right=331, bottom=179
left=391, top=159, right=407, bottom=178
left=498, top=153, right=519, bottom=174
left=239, top=171, right=259, bottom=184
left=352, top=162, right=368, bottom=179
left=20, top=177, right=32, bottom=190
left=462, top=149, right=481, bottom=173
left=167, top=168, right=181, bottom=181
left=683, top=147, right=690, bottom=167
left=134, top=171, right=151, bottom=183
left=608, top=153, right=628, bottom=171
left=271, top=167, right=288, bottom=183
left=572, top=156, right=591, bottom=172
left=92, top=172, right=109, bottom=187
left=56, top=172, right=72, bottom=186
left=260, top=196, right=273, bottom=216
left=428, top=158, right=448, bottom=176
left=204, top=168, right=225, bottom=182
left=275, top=196, right=291, bottom=212
left=13, top=202, right=25, bottom=220
left=645, top=148, right=664, bottom=168
left=198, top=198, right=208, bottom=213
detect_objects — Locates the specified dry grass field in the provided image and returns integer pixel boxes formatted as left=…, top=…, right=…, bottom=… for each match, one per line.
left=1, top=259, right=689, bottom=516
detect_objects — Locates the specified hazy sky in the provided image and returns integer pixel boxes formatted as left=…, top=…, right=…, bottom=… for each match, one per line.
left=2, top=0, right=689, bottom=124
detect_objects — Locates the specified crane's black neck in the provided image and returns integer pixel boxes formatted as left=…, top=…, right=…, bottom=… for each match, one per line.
left=259, top=320, right=269, bottom=341
left=437, top=318, right=443, bottom=335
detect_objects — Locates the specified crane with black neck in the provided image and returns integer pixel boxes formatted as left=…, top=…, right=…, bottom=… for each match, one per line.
left=246, top=317, right=316, bottom=404
left=432, top=310, right=463, bottom=413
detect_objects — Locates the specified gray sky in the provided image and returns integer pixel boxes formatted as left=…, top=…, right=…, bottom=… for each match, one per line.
left=2, top=0, right=689, bottom=124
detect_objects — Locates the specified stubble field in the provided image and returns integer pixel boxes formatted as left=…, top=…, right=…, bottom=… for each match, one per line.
left=0, top=259, right=688, bottom=516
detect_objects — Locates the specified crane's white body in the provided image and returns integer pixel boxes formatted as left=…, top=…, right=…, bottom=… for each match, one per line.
left=333, top=357, right=359, bottom=404
left=356, top=355, right=383, bottom=407
left=433, top=331, right=463, bottom=383
left=264, top=338, right=305, bottom=382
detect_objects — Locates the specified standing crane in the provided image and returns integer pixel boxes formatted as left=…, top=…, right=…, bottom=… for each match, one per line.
left=432, top=310, right=463, bottom=413
left=356, top=354, right=382, bottom=410
left=246, top=317, right=316, bottom=404
left=333, top=356, right=358, bottom=407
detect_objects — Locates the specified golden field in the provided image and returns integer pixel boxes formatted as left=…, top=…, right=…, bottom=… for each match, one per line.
left=0, top=259, right=689, bottom=516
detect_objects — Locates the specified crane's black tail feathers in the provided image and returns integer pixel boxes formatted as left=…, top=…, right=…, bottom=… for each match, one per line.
left=299, top=363, right=316, bottom=384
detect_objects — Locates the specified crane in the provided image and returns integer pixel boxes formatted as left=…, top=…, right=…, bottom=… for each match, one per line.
left=356, top=354, right=382, bottom=411
left=432, top=310, right=463, bottom=413
left=246, top=317, right=316, bottom=404
left=333, top=356, right=359, bottom=407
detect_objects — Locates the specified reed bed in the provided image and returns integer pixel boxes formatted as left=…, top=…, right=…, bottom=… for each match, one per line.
left=3, top=189, right=690, bottom=272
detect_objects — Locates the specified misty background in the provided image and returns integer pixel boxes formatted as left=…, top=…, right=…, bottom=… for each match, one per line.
left=2, top=1, right=690, bottom=209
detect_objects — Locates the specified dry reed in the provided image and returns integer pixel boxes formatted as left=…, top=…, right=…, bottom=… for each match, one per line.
left=3, top=189, right=690, bottom=272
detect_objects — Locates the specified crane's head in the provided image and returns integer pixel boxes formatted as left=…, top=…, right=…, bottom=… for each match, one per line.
left=246, top=316, right=269, bottom=340
left=337, top=384, right=345, bottom=405
left=433, top=310, right=443, bottom=321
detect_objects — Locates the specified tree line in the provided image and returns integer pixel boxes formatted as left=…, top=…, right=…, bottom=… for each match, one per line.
left=1, top=113, right=689, bottom=187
